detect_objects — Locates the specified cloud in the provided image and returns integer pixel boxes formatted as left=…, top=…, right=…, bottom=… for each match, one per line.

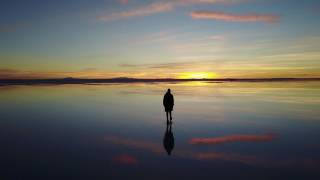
left=0, top=68, right=135, bottom=79
left=113, top=154, right=138, bottom=165
left=0, top=22, right=29, bottom=33
left=209, top=35, right=226, bottom=40
left=100, top=0, right=279, bottom=24
left=190, top=11, right=280, bottom=23
left=0, top=25, right=17, bottom=32
left=98, top=2, right=175, bottom=21
left=98, top=0, right=241, bottom=21
left=119, top=0, right=129, bottom=5
left=120, top=62, right=196, bottom=70
left=118, top=54, right=320, bottom=78
left=0, top=69, right=57, bottom=79
left=190, top=133, right=276, bottom=145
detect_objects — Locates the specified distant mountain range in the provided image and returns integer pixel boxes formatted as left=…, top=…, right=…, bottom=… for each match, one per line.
left=0, top=77, right=319, bottom=85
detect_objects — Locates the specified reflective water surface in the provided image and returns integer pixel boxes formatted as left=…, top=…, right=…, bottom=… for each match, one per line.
left=1, top=82, right=320, bottom=179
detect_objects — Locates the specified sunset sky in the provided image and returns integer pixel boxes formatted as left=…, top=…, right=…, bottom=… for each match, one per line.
left=1, top=0, right=320, bottom=79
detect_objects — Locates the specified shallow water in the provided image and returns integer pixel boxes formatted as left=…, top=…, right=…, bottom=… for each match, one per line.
left=1, top=82, right=320, bottom=179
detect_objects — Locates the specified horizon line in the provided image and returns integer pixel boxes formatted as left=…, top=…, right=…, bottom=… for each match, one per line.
left=1, top=77, right=320, bottom=85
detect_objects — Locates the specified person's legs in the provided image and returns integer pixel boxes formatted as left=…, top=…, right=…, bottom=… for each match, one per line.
left=169, top=111, right=172, bottom=120
left=166, top=111, right=169, bottom=122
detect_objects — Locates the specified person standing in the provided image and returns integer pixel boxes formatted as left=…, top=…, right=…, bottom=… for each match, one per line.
left=163, top=89, right=174, bottom=123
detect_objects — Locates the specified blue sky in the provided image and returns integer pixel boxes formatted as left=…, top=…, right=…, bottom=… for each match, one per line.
left=1, top=0, right=320, bottom=78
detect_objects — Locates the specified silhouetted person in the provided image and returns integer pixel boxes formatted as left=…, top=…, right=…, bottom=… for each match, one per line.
left=163, top=89, right=174, bottom=123
left=163, top=122, right=174, bottom=156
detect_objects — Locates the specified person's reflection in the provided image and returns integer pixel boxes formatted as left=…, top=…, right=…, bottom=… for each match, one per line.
left=163, top=122, right=175, bottom=156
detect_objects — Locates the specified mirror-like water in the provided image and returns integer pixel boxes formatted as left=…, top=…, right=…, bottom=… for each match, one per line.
left=1, top=82, right=320, bottom=179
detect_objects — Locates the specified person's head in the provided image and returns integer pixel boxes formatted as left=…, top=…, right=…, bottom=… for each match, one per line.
left=167, top=89, right=171, bottom=93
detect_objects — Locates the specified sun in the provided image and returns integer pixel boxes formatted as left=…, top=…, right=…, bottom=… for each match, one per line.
left=178, top=72, right=218, bottom=79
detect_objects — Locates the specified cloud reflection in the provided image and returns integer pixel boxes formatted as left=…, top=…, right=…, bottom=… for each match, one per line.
left=190, top=133, right=276, bottom=145
left=113, top=154, right=138, bottom=165
left=104, top=135, right=163, bottom=154
left=192, top=152, right=258, bottom=165
left=103, top=133, right=320, bottom=169
left=104, top=135, right=262, bottom=166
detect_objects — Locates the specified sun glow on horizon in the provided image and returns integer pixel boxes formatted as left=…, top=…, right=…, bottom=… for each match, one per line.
left=178, top=72, right=218, bottom=79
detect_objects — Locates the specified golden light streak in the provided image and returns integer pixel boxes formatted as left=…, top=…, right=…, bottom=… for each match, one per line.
left=178, top=72, right=218, bottom=79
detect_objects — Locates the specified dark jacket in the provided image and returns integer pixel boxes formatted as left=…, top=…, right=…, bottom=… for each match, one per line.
left=163, top=92, right=174, bottom=112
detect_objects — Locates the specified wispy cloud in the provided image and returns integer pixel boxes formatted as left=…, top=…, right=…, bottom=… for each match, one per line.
left=98, top=0, right=242, bottom=21
left=191, top=11, right=280, bottom=23
left=119, top=0, right=129, bottom=5
left=209, top=35, right=226, bottom=41
left=120, top=62, right=198, bottom=70
left=0, top=68, right=135, bottom=79
left=190, top=133, right=276, bottom=145
left=0, top=22, right=29, bottom=33
left=3, top=50, right=320, bottom=80
left=98, top=2, right=175, bottom=21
